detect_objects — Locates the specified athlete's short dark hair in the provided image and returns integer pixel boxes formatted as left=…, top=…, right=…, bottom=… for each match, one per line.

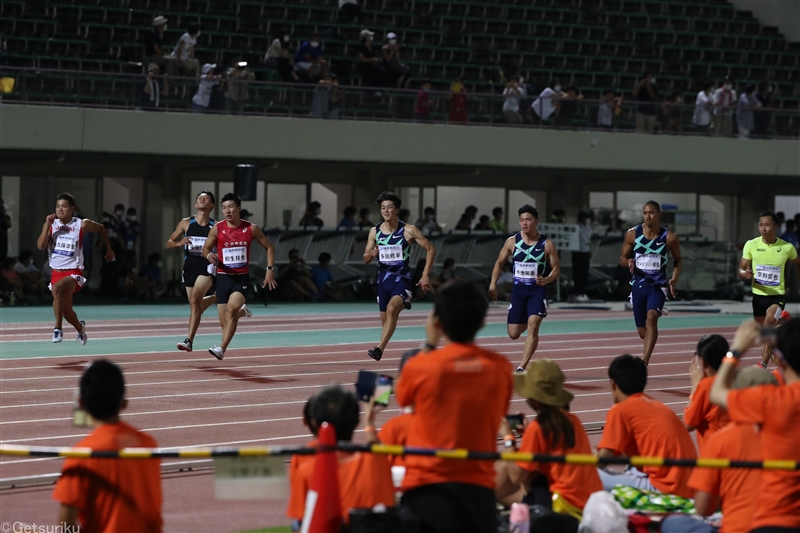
left=318, top=252, right=332, bottom=264
left=309, top=385, right=360, bottom=441
left=759, top=211, right=778, bottom=225
left=608, top=354, right=647, bottom=395
left=696, top=334, right=729, bottom=371
left=375, top=191, right=401, bottom=209
left=80, top=360, right=125, bottom=421
left=644, top=201, right=661, bottom=213
left=518, top=205, right=538, bottom=219
left=56, top=193, right=76, bottom=207
left=197, top=190, right=215, bottom=204
left=220, top=193, right=241, bottom=207
left=434, top=281, right=487, bottom=343
left=776, top=319, right=800, bottom=374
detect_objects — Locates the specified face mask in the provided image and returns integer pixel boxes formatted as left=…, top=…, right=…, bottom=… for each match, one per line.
left=310, top=41, right=319, bottom=48
left=650, top=77, right=656, bottom=83
left=519, top=77, right=524, bottom=83
left=724, top=84, right=732, bottom=90
left=553, top=85, right=561, bottom=92
left=127, top=215, right=137, bottom=221
left=284, top=35, right=290, bottom=42
left=157, top=262, right=163, bottom=268
left=115, top=211, right=123, bottom=217
left=389, top=39, right=397, bottom=45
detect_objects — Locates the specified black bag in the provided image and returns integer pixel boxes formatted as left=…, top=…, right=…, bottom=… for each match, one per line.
left=349, top=507, right=403, bottom=533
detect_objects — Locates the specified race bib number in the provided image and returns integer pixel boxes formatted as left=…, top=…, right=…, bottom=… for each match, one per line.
left=187, top=236, right=207, bottom=256
left=222, top=246, right=247, bottom=268
left=54, top=234, right=78, bottom=257
left=755, top=265, right=781, bottom=287
left=514, top=262, right=540, bottom=281
left=635, top=254, right=661, bottom=274
left=379, top=244, right=403, bottom=263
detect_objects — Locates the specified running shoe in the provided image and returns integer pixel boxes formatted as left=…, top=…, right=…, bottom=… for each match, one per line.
left=177, top=338, right=193, bottom=352
left=780, top=310, right=792, bottom=322
left=77, top=321, right=87, bottom=345
left=516, top=366, right=525, bottom=373
left=404, top=300, right=412, bottom=310
left=661, top=307, right=670, bottom=316
left=52, top=329, right=63, bottom=343
left=241, top=304, right=252, bottom=318
left=368, top=347, right=383, bottom=361
left=209, top=346, right=225, bottom=360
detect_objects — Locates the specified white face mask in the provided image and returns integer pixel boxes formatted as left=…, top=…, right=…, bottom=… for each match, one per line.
left=127, top=215, right=137, bottom=221
left=115, top=210, right=123, bottom=217
left=284, top=35, right=290, bottom=42
left=724, top=84, right=732, bottom=90
left=519, top=77, right=524, bottom=83
left=389, top=39, right=397, bottom=45
left=310, top=41, right=319, bottom=48
left=553, top=85, right=561, bottom=92
left=163, top=24, right=168, bottom=31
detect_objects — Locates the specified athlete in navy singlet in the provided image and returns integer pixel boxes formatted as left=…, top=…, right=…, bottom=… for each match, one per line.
left=489, top=205, right=560, bottom=371
left=619, top=201, right=682, bottom=365
left=363, top=191, right=436, bottom=361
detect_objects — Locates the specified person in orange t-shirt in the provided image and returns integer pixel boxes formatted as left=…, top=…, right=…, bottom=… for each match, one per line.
left=662, top=367, right=777, bottom=533
left=495, top=359, right=602, bottom=519
left=684, top=334, right=731, bottom=452
left=286, top=385, right=395, bottom=525
left=286, top=396, right=319, bottom=531
left=52, top=360, right=162, bottom=533
left=597, top=355, right=697, bottom=498
left=396, top=281, right=513, bottom=533
left=710, top=319, right=800, bottom=533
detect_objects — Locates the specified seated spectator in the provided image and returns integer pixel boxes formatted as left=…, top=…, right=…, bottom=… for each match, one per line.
left=170, top=23, right=200, bottom=79
left=684, top=334, right=730, bottom=452
left=489, top=207, right=506, bottom=232
left=737, top=84, right=760, bottom=139
left=139, top=252, right=167, bottom=299
left=0, top=257, right=25, bottom=300
left=191, top=63, right=223, bottom=114
left=14, top=250, right=38, bottom=274
left=357, top=30, right=387, bottom=90
left=414, top=79, right=433, bottom=122
left=225, top=57, right=254, bottom=114
left=53, top=360, right=162, bottom=532
left=597, top=89, right=621, bottom=129
left=338, top=206, right=358, bottom=228
left=264, top=35, right=299, bottom=82
left=781, top=219, right=799, bottom=249
left=310, top=74, right=334, bottom=118
left=338, top=0, right=361, bottom=24
left=287, top=396, right=318, bottom=532
left=294, top=33, right=328, bottom=82
left=382, top=32, right=410, bottom=89
left=357, top=207, right=372, bottom=228
left=310, top=252, right=346, bottom=301
left=661, top=92, right=682, bottom=134
left=278, top=249, right=321, bottom=301
left=416, top=206, right=441, bottom=233
left=502, top=79, right=524, bottom=124
left=532, top=80, right=562, bottom=124
left=287, top=385, right=395, bottom=525
left=449, top=77, right=468, bottom=124
left=411, top=258, right=439, bottom=299
left=454, top=214, right=472, bottom=230
left=710, top=319, right=800, bottom=532
left=298, top=201, right=324, bottom=226
left=139, top=63, right=169, bottom=111
left=399, top=209, right=411, bottom=223
left=14, top=250, right=47, bottom=296
left=662, top=366, right=776, bottom=533
left=556, top=86, right=581, bottom=128
left=495, top=262, right=514, bottom=301
left=438, top=257, right=462, bottom=284
left=143, top=16, right=175, bottom=76
left=597, top=354, right=697, bottom=498
left=119, top=251, right=151, bottom=301
left=495, top=360, right=601, bottom=519
left=474, top=215, right=492, bottom=231
left=397, top=281, right=513, bottom=533
left=692, top=81, right=714, bottom=134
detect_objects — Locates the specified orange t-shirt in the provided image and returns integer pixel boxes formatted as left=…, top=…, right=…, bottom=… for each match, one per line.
left=286, top=438, right=318, bottom=518
left=684, top=376, right=730, bottom=452
left=395, top=342, right=513, bottom=491
left=598, top=393, right=698, bottom=498
left=379, top=413, right=413, bottom=467
left=516, top=410, right=602, bottom=509
left=727, top=381, right=800, bottom=530
left=52, top=422, right=162, bottom=533
left=287, top=451, right=396, bottom=522
left=688, top=422, right=761, bottom=533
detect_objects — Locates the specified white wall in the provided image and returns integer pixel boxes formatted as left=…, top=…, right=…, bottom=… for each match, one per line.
left=775, top=195, right=800, bottom=221
left=103, top=177, right=142, bottom=220
left=310, top=183, right=338, bottom=227
left=266, top=184, right=306, bottom=228
left=436, top=186, right=505, bottom=229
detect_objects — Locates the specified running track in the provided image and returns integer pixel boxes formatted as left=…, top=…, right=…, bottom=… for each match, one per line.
left=0, top=303, right=759, bottom=531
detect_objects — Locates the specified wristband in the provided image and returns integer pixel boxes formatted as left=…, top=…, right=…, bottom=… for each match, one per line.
left=207, top=253, right=213, bottom=261
left=739, top=269, right=748, bottom=274
left=267, top=266, right=273, bottom=271
left=364, top=425, right=376, bottom=433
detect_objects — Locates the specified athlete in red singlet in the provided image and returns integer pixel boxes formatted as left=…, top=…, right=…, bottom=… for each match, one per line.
left=36, top=193, right=114, bottom=344
left=202, top=193, right=277, bottom=360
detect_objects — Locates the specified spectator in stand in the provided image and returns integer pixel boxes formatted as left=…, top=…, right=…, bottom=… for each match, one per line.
left=597, top=355, right=697, bottom=498
left=597, top=89, right=621, bottom=129
left=532, top=80, right=562, bottom=124
left=0, top=198, right=10, bottom=260
left=288, top=385, right=395, bottom=526
left=225, top=57, right=254, bottom=114
left=122, top=208, right=141, bottom=251
left=138, top=252, right=167, bottom=299
left=416, top=207, right=441, bottom=233
left=397, top=281, right=513, bottom=533
left=776, top=211, right=786, bottom=235
left=14, top=251, right=46, bottom=296
left=357, top=207, right=372, bottom=227
left=191, top=63, right=222, bottom=113
left=474, top=215, right=492, bottom=231
left=411, top=258, right=440, bottom=299
left=454, top=214, right=472, bottom=230
left=339, top=0, right=361, bottom=24
left=517, top=73, right=535, bottom=124
left=489, top=207, right=506, bottom=232
left=338, top=206, right=358, bottom=228
left=711, top=76, right=736, bottom=137
left=781, top=220, right=799, bottom=249
left=328, top=74, right=344, bottom=120
left=309, top=73, right=334, bottom=118
left=661, top=92, right=683, bottom=134
left=143, top=16, right=176, bottom=77
left=571, top=211, right=592, bottom=303
left=463, top=205, right=478, bottom=226
left=53, top=360, right=162, bottom=532
left=710, top=319, right=800, bottom=533
left=139, top=63, right=169, bottom=111
left=495, top=360, right=601, bottom=520
left=298, top=201, right=324, bottom=227
left=357, top=29, right=386, bottom=90
left=399, top=209, right=411, bottom=224
left=310, top=252, right=346, bottom=301
left=633, top=72, right=659, bottom=133
left=278, top=249, right=322, bottom=302
left=684, top=334, right=730, bottom=453
left=0, top=257, right=26, bottom=301
left=170, top=23, right=200, bottom=79
left=556, top=86, right=581, bottom=128
left=737, top=84, right=760, bottom=139
left=414, top=78, right=433, bottom=122
left=692, top=81, right=714, bottom=134
left=264, top=35, right=299, bottom=82
left=294, top=33, right=328, bottom=82
left=449, top=77, right=468, bottom=124
left=663, top=367, right=776, bottom=533
left=438, top=257, right=463, bottom=284
left=502, top=78, right=524, bottom=124
left=287, top=396, right=318, bottom=532
left=382, top=32, right=411, bottom=89
left=753, top=81, right=773, bottom=137
left=113, top=204, right=125, bottom=231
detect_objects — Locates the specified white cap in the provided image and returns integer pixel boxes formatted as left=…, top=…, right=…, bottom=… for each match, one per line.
left=360, top=29, right=375, bottom=38
left=152, top=15, right=168, bottom=26
left=387, top=32, right=397, bottom=39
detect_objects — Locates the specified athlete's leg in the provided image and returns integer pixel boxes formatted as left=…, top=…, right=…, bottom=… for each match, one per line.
left=53, top=277, right=81, bottom=332
left=519, top=315, right=544, bottom=370
left=377, top=295, right=405, bottom=352
left=759, top=304, right=782, bottom=367
left=642, top=310, right=660, bottom=365
left=186, top=276, right=216, bottom=342
left=507, top=292, right=528, bottom=340
left=507, top=324, right=526, bottom=340
left=220, top=291, right=247, bottom=352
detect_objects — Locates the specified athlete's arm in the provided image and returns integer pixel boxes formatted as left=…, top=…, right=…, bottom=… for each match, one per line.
left=82, top=219, right=115, bottom=262
left=738, top=258, right=753, bottom=280
left=57, top=504, right=79, bottom=528
left=362, top=227, right=378, bottom=264
left=537, top=239, right=560, bottom=286
left=252, top=226, right=278, bottom=290
left=667, top=231, right=682, bottom=298
left=406, top=224, right=436, bottom=292
left=166, top=218, right=190, bottom=249
left=710, top=320, right=761, bottom=409
left=694, top=490, right=718, bottom=518
left=202, top=225, right=219, bottom=266
left=36, top=213, right=56, bottom=250
left=619, top=229, right=635, bottom=273
left=791, top=255, right=800, bottom=278
left=488, top=238, right=514, bottom=301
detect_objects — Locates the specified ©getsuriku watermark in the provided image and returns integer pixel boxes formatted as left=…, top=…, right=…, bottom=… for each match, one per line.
left=0, top=523, right=80, bottom=533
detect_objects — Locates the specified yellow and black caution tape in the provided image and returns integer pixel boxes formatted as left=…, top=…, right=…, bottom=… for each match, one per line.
left=1, top=444, right=797, bottom=470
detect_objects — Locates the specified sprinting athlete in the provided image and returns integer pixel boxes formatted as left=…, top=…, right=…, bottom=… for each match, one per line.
left=166, top=191, right=217, bottom=352
left=36, top=193, right=114, bottom=344
left=739, top=210, right=800, bottom=368
left=202, top=193, right=277, bottom=360
left=488, top=205, right=560, bottom=372
left=363, top=191, right=435, bottom=361
left=619, top=200, right=682, bottom=365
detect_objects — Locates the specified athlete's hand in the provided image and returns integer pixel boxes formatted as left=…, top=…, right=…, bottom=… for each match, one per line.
left=689, top=355, right=704, bottom=388
left=45, top=213, right=56, bottom=226
left=487, top=286, right=498, bottom=301
left=178, top=237, right=191, bottom=246
left=740, top=269, right=753, bottom=280
left=104, top=250, right=115, bottom=263
left=628, top=258, right=635, bottom=274
left=417, top=274, right=432, bottom=293
left=668, top=278, right=677, bottom=299
left=731, top=319, right=761, bottom=354
left=207, top=253, right=219, bottom=266
left=263, top=270, right=277, bottom=290
left=536, top=275, right=548, bottom=286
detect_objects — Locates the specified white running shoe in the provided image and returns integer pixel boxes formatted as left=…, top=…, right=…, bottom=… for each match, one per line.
left=209, top=346, right=225, bottom=360
left=516, top=366, right=525, bottom=373
left=241, top=304, right=252, bottom=318
left=177, top=338, right=193, bottom=352
left=52, top=329, right=63, bottom=343
left=77, top=321, right=87, bottom=345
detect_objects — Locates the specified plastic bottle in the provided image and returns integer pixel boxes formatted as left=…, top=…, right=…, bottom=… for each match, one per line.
left=9, top=291, right=16, bottom=306
left=509, top=502, right=530, bottom=533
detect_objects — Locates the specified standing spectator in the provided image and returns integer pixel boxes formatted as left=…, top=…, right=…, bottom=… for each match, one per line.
left=52, top=361, right=162, bottom=532
left=414, top=78, right=433, bottom=122
left=711, top=76, right=736, bottom=137
left=339, top=0, right=361, bottom=24
left=294, top=33, right=328, bottom=82
left=416, top=206, right=441, bottom=233
left=571, top=211, right=592, bottom=303
left=517, top=73, right=535, bottom=124
left=298, top=201, right=324, bottom=226
left=139, top=63, right=169, bottom=111
left=532, top=80, right=562, bottom=124
left=0, top=197, right=10, bottom=260
left=448, top=77, right=468, bottom=124
left=122, top=208, right=141, bottom=251
left=753, top=81, right=773, bottom=137
left=776, top=211, right=786, bottom=235
left=113, top=204, right=125, bottom=230
left=264, top=36, right=299, bottom=82
left=737, top=84, right=760, bottom=139
left=489, top=207, right=506, bottom=232
left=191, top=63, right=222, bottom=113
left=556, top=86, right=581, bottom=128
left=693, top=81, right=714, bottom=134
left=309, top=73, right=334, bottom=118
left=474, top=215, right=491, bottom=231
left=329, top=74, right=344, bottom=119
left=357, top=30, right=386, bottom=90
left=661, top=92, right=683, bottom=134
left=597, top=89, right=621, bottom=129
left=143, top=16, right=176, bottom=76
left=170, top=23, right=200, bottom=79
left=397, top=281, right=513, bottom=533
left=781, top=220, right=799, bottom=249
left=684, top=334, right=730, bottom=453
left=357, top=207, right=372, bottom=227
left=502, top=78, right=524, bottom=124
left=633, top=72, right=659, bottom=133
left=225, top=57, right=254, bottom=114
left=382, top=32, right=410, bottom=89
left=338, top=206, right=358, bottom=228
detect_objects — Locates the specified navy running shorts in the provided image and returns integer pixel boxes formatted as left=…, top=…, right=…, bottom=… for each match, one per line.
left=377, top=278, right=411, bottom=312
left=216, top=273, right=249, bottom=305
left=630, top=284, right=667, bottom=328
left=507, top=284, right=548, bottom=324
left=183, top=259, right=214, bottom=288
